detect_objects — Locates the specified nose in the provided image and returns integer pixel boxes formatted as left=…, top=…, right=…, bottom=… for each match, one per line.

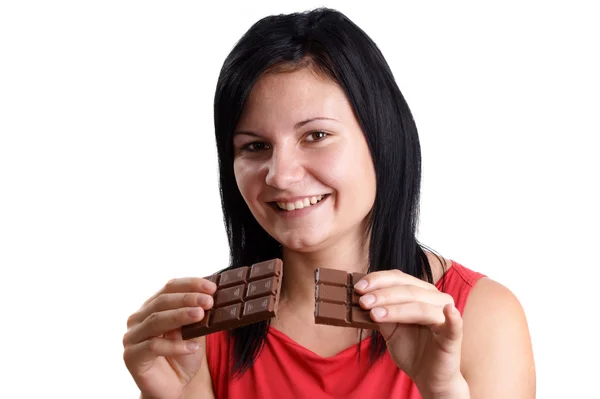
left=265, top=147, right=305, bottom=190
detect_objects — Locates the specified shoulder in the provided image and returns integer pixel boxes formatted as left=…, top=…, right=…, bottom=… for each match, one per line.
left=461, top=277, right=536, bottom=397
left=462, top=277, right=530, bottom=337
left=462, top=277, right=529, bottom=331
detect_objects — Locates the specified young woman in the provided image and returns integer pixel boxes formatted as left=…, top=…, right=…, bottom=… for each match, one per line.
left=123, top=8, right=535, bottom=398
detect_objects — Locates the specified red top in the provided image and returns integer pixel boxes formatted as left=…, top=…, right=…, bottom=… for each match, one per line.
left=206, top=260, right=486, bottom=399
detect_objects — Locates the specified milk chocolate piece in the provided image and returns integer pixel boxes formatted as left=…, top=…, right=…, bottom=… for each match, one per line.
left=218, top=267, right=249, bottom=288
left=181, top=258, right=283, bottom=339
left=249, top=259, right=281, bottom=280
left=315, top=284, right=347, bottom=304
left=315, top=268, right=348, bottom=286
left=214, top=284, right=245, bottom=307
left=243, top=295, right=277, bottom=322
left=314, top=268, right=379, bottom=330
left=314, top=301, right=349, bottom=327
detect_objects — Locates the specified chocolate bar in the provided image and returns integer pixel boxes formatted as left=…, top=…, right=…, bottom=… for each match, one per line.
left=181, top=258, right=283, bottom=340
left=314, top=268, right=379, bottom=330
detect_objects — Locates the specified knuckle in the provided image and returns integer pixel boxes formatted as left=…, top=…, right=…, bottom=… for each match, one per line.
left=122, top=331, right=132, bottom=347
left=405, top=285, right=417, bottom=300
left=126, top=312, right=138, bottom=328
left=375, top=291, right=386, bottom=303
left=165, top=278, right=178, bottom=291
left=417, top=302, right=429, bottom=316
left=181, top=293, right=193, bottom=306
left=147, top=312, right=160, bottom=331
left=443, top=293, right=455, bottom=307
left=122, top=347, right=133, bottom=365
left=148, top=337, right=161, bottom=353
left=153, top=294, right=166, bottom=310
left=393, top=269, right=404, bottom=278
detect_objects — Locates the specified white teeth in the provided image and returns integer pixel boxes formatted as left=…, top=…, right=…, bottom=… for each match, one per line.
left=276, top=195, right=327, bottom=211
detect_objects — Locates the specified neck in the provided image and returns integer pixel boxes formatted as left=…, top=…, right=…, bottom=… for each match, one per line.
left=279, top=232, right=370, bottom=311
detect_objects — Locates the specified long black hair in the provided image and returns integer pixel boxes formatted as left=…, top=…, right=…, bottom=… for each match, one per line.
left=213, top=7, right=446, bottom=377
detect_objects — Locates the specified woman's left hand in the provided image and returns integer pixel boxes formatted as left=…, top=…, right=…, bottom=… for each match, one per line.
left=354, top=269, right=468, bottom=396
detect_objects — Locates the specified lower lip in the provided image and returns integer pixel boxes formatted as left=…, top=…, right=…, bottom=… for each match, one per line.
left=271, top=195, right=329, bottom=219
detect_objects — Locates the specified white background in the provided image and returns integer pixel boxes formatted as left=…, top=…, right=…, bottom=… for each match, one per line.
left=1, top=1, right=598, bottom=398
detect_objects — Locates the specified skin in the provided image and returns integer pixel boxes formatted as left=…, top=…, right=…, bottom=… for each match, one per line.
left=122, top=67, right=536, bottom=398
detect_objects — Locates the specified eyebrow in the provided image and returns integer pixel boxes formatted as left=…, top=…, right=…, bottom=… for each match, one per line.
left=233, top=117, right=338, bottom=137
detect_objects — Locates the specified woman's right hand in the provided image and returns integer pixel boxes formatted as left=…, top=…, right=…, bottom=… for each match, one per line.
left=123, top=277, right=217, bottom=399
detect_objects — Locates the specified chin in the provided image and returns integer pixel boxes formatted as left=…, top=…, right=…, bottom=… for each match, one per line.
left=276, top=231, right=329, bottom=252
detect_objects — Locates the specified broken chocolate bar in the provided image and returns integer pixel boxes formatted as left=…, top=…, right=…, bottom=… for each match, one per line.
left=314, top=268, right=379, bottom=330
left=181, top=258, right=283, bottom=340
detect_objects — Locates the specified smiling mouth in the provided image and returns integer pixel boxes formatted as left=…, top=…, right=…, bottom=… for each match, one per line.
left=270, top=194, right=329, bottom=212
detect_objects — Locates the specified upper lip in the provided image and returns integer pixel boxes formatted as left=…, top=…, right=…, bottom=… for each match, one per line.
left=269, top=194, right=328, bottom=203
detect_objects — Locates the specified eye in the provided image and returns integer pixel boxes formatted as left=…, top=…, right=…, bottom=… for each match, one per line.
left=306, top=131, right=328, bottom=142
left=240, top=141, right=271, bottom=152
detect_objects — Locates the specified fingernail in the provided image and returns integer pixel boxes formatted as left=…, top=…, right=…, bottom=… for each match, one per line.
left=197, top=295, right=211, bottom=307
left=354, top=279, right=368, bottom=290
left=371, top=307, right=387, bottom=319
left=188, top=307, right=203, bottom=318
left=360, top=294, right=375, bottom=307
left=186, top=341, right=199, bottom=352
left=203, top=281, right=217, bottom=292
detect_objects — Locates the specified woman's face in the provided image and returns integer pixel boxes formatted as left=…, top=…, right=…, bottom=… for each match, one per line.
left=233, top=68, right=376, bottom=252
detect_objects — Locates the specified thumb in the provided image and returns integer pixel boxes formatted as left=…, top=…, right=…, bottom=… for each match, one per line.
left=430, top=303, right=463, bottom=343
left=377, top=319, right=401, bottom=341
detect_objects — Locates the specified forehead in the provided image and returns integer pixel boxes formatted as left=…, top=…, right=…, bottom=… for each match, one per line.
left=236, top=69, right=352, bottom=131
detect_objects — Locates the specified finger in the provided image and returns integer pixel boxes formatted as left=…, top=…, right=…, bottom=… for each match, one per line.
left=128, top=292, right=214, bottom=328
left=123, top=335, right=201, bottom=371
left=369, top=302, right=446, bottom=326
left=143, top=277, right=217, bottom=307
left=358, top=286, right=454, bottom=310
left=163, top=328, right=180, bottom=341
left=128, top=277, right=217, bottom=328
left=123, top=307, right=206, bottom=345
left=354, top=269, right=436, bottom=294
left=429, top=303, right=463, bottom=342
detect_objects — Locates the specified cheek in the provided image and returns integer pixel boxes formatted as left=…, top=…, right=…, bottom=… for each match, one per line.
left=233, top=161, right=258, bottom=201
left=313, top=152, right=344, bottom=188
left=352, top=139, right=376, bottom=186
left=359, top=161, right=377, bottom=207
left=315, top=143, right=375, bottom=195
